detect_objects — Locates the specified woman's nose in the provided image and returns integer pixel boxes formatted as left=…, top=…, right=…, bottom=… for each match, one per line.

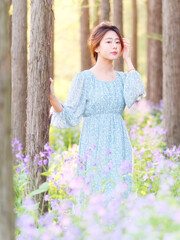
left=113, top=43, right=117, bottom=49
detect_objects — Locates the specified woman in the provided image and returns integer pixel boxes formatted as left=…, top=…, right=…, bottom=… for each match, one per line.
left=50, top=22, right=146, bottom=208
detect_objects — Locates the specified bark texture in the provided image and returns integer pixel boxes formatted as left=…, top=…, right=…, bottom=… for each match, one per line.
left=50, top=0, right=54, bottom=79
left=0, top=0, right=14, bottom=239
left=26, top=0, right=53, bottom=205
left=80, top=0, right=92, bottom=70
left=147, top=0, right=162, bottom=104
left=132, top=0, right=137, bottom=69
left=113, top=0, right=124, bottom=71
left=11, top=0, right=27, bottom=150
left=100, top=0, right=110, bottom=22
left=162, top=0, right=180, bottom=147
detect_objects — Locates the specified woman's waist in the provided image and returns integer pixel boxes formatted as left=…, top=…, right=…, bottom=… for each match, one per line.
left=83, top=112, right=122, bottom=118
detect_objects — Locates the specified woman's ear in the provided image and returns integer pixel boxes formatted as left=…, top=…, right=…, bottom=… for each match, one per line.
left=95, top=46, right=100, bottom=53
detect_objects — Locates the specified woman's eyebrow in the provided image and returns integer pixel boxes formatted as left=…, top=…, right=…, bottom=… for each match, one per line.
left=104, top=37, right=120, bottom=40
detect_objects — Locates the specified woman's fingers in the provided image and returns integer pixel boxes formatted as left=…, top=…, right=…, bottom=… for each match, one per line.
left=122, top=38, right=130, bottom=46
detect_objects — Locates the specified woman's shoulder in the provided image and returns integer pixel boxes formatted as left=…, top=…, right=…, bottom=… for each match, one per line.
left=73, top=69, right=90, bottom=79
left=75, top=69, right=94, bottom=83
left=116, top=71, right=127, bottom=78
left=71, top=70, right=92, bottom=89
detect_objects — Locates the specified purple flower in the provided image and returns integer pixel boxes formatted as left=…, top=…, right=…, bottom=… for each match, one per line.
left=25, top=168, right=30, bottom=175
left=24, top=155, right=30, bottom=164
left=40, top=151, right=46, bottom=158
left=150, top=175, right=154, bottom=182
left=11, top=138, right=23, bottom=152
left=51, top=199, right=59, bottom=211
left=44, top=194, right=50, bottom=201
left=43, top=159, right=48, bottom=165
left=16, top=167, right=21, bottom=173
left=44, top=142, right=54, bottom=155
left=143, top=173, right=148, bottom=181
left=38, top=160, right=43, bottom=166
left=22, top=198, right=36, bottom=211
left=118, top=159, right=132, bottom=175
left=16, top=152, right=24, bottom=161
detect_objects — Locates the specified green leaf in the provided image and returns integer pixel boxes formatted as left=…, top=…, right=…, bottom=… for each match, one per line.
left=29, top=182, right=49, bottom=197
left=41, top=171, right=52, bottom=177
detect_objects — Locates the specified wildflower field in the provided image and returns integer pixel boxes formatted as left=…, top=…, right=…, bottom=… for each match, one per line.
left=13, top=100, right=180, bottom=240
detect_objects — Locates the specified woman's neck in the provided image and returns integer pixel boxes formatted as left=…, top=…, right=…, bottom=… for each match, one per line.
left=92, top=57, right=114, bottom=73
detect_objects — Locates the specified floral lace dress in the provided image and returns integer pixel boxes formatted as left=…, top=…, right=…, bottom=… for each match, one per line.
left=51, top=69, right=146, bottom=210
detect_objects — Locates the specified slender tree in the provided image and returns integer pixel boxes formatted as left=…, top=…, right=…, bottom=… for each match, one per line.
left=146, top=0, right=162, bottom=104
left=100, top=0, right=110, bottom=22
left=80, top=0, right=92, bottom=70
left=26, top=0, right=53, bottom=208
left=0, top=0, right=14, bottom=239
left=132, top=0, right=137, bottom=69
left=93, top=0, right=100, bottom=28
left=50, top=0, right=54, bottom=79
left=113, top=0, right=124, bottom=71
left=11, top=0, right=27, bottom=150
left=162, top=0, right=180, bottom=147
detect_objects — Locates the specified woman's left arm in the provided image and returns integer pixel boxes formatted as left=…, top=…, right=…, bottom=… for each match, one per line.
left=122, top=38, right=136, bottom=73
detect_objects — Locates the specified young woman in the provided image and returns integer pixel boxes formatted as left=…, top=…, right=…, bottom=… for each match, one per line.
left=50, top=22, right=146, bottom=208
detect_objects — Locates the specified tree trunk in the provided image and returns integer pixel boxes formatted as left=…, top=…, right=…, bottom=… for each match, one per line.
left=162, top=0, right=180, bottom=147
left=93, top=0, right=100, bottom=28
left=11, top=0, right=27, bottom=151
left=0, top=0, right=14, bottom=239
left=50, top=0, right=54, bottom=79
left=132, top=0, right=137, bottom=69
left=146, top=0, right=162, bottom=105
left=100, top=0, right=110, bottom=22
left=80, top=0, right=92, bottom=70
left=26, top=0, right=53, bottom=208
left=113, top=0, right=124, bottom=71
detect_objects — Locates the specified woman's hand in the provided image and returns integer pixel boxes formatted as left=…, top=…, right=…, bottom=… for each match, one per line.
left=122, top=38, right=135, bottom=71
left=50, top=77, right=55, bottom=99
left=122, top=38, right=131, bottom=62
left=49, top=78, right=63, bottom=112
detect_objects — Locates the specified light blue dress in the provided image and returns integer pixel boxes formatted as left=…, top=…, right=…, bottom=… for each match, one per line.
left=51, top=69, right=146, bottom=208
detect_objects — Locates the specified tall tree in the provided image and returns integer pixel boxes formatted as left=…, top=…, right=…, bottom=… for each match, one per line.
left=50, top=0, right=54, bottom=79
left=26, top=0, right=53, bottom=207
left=0, top=0, right=14, bottom=239
left=113, top=0, right=124, bottom=71
left=132, top=0, right=137, bottom=69
left=11, top=0, right=27, bottom=150
left=80, top=0, right=92, bottom=70
left=93, top=0, right=100, bottom=28
left=162, top=0, right=180, bottom=147
left=100, top=0, right=110, bottom=22
left=146, top=0, right=162, bottom=104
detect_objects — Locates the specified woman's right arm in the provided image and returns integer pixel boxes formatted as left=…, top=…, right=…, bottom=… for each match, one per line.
left=49, top=78, right=63, bottom=112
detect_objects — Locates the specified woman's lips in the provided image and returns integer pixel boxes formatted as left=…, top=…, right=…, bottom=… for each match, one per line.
left=111, top=52, right=118, bottom=55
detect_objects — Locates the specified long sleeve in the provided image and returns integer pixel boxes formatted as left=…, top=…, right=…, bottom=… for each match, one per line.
left=50, top=72, right=86, bottom=129
left=122, top=70, right=146, bottom=109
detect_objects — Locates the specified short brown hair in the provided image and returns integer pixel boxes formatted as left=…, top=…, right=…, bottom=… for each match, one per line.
left=89, top=22, right=124, bottom=62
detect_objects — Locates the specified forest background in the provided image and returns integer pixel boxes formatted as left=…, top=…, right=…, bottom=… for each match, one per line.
left=53, top=0, right=146, bottom=101
left=1, top=0, right=180, bottom=239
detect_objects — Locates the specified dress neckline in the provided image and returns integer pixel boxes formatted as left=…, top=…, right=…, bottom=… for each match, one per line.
left=88, top=69, right=118, bottom=83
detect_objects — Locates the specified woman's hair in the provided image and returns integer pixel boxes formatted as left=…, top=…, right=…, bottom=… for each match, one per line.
left=89, top=22, right=124, bottom=62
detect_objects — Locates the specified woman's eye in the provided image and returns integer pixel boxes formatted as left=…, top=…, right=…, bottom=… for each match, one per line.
left=107, top=41, right=111, bottom=43
left=116, top=42, right=120, bottom=44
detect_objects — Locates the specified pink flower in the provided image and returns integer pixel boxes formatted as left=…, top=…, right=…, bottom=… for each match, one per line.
left=150, top=175, right=154, bottom=182
left=143, top=173, right=148, bottom=181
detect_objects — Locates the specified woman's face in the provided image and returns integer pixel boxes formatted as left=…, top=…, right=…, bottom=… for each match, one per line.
left=95, top=30, right=122, bottom=61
